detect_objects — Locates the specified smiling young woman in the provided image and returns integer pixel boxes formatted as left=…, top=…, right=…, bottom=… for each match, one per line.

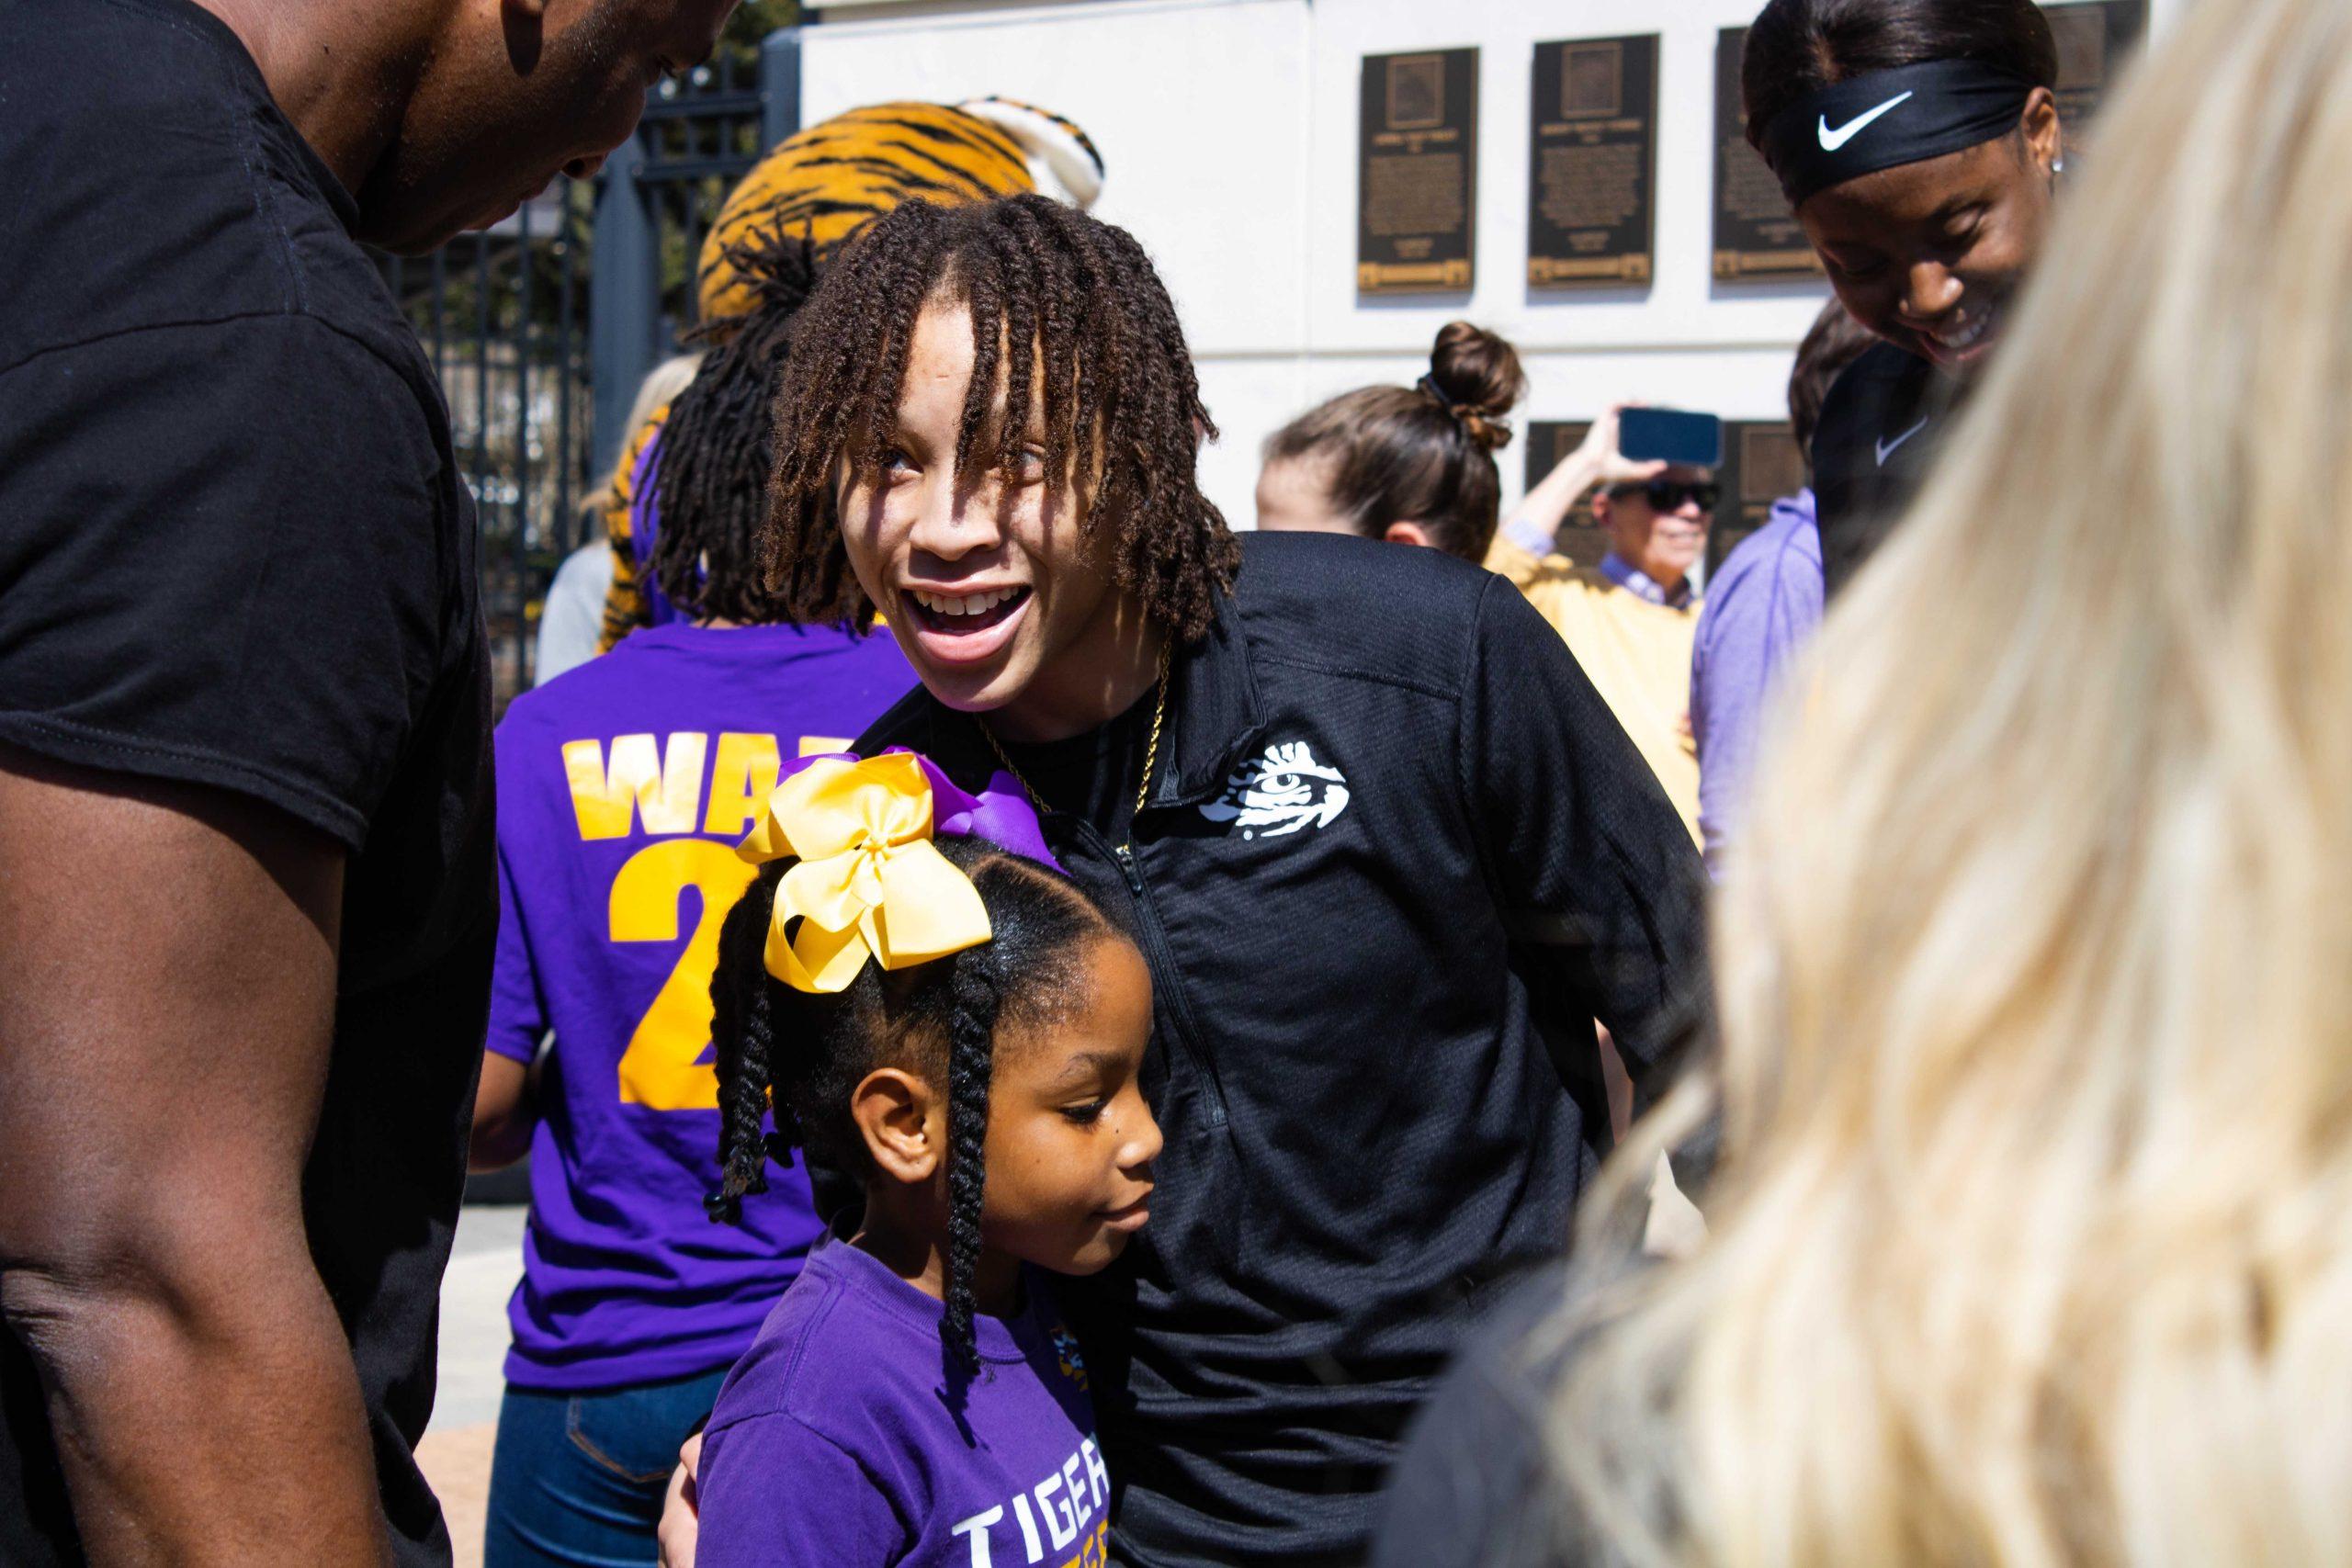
left=734, top=195, right=1712, bottom=1566
left=1741, top=0, right=2064, bottom=596
left=763, top=197, right=1232, bottom=747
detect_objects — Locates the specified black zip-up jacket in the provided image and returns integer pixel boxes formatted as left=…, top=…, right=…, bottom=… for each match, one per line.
left=854, top=532, right=1709, bottom=1566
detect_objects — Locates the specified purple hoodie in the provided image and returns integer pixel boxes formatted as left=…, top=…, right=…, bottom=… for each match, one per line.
left=1690, top=490, right=1824, bottom=875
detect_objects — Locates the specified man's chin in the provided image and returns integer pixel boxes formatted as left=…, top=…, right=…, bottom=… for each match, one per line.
left=350, top=179, right=496, bottom=256
left=351, top=205, right=465, bottom=257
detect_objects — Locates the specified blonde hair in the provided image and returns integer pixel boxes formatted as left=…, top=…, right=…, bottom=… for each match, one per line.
left=1545, top=1, right=2352, bottom=1563
left=580, top=351, right=704, bottom=521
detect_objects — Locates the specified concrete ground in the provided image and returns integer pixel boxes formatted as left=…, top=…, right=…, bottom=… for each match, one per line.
left=418, top=1203, right=529, bottom=1568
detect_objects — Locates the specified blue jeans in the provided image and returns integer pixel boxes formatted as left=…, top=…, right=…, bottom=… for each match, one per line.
left=484, top=1368, right=729, bottom=1568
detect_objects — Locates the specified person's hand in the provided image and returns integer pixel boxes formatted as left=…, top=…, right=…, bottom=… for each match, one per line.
left=1572, top=404, right=1670, bottom=491
left=1511, top=401, right=1675, bottom=549
left=657, top=1431, right=703, bottom=1568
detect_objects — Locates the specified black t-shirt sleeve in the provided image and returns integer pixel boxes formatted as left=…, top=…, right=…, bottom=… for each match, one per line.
left=0, top=315, right=454, bottom=848
left=1459, top=576, right=1712, bottom=1119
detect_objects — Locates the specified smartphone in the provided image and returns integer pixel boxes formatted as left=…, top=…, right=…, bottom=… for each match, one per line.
left=1619, top=408, right=1724, bottom=468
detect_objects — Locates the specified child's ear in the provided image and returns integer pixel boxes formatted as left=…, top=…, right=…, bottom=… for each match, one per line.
left=851, top=1067, right=943, bottom=1184
left=1382, top=520, right=1436, bottom=549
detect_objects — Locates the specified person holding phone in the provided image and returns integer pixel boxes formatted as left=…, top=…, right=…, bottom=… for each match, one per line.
left=1742, top=0, right=2064, bottom=597
left=1489, top=408, right=1713, bottom=841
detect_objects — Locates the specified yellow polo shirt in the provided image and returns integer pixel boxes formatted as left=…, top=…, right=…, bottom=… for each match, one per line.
left=1486, top=537, right=1701, bottom=843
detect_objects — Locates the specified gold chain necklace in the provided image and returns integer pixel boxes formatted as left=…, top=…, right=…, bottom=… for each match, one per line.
left=978, top=642, right=1171, bottom=852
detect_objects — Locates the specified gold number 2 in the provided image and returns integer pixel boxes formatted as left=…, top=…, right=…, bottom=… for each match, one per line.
left=610, top=839, right=758, bottom=1111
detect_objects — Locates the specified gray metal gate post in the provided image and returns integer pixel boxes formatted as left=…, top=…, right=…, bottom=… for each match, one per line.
left=760, top=28, right=803, bottom=152
left=588, top=132, right=659, bottom=479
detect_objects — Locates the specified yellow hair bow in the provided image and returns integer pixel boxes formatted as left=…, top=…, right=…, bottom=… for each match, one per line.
left=735, top=753, right=993, bottom=993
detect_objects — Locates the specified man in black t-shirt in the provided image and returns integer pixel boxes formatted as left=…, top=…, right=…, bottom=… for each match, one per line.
left=0, top=1, right=734, bottom=1563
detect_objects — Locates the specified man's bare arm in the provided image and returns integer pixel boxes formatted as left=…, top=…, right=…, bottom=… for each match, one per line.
left=0, top=750, right=390, bottom=1564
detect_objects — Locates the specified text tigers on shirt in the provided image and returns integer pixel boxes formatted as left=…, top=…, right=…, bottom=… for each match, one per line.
left=951, top=1436, right=1113, bottom=1567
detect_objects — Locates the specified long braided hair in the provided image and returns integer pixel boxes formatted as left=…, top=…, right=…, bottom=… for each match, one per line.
left=707, top=834, right=1122, bottom=1383
left=646, top=227, right=822, bottom=624
left=763, top=195, right=1240, bottom=642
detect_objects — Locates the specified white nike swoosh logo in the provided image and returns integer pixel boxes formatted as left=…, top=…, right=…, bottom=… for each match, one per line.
left=1818, top=92, right=1916, bottom=152
left=1875, top=416, right=1930, bottom=467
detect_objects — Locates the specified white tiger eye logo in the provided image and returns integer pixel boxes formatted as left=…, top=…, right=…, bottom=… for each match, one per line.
left=1200, top=740, right=1350, bottom=840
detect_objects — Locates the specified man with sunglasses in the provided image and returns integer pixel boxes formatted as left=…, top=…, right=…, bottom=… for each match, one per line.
left=1487, top=405, right=1712, bottom=842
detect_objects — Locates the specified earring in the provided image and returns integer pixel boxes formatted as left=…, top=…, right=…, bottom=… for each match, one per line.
left=2052, top=155, right=2067, bottom=175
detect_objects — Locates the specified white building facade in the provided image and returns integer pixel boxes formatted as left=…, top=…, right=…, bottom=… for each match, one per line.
left=797, top=0, right=2183, bottom=532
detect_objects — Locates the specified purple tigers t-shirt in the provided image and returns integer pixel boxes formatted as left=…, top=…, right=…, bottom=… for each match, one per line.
left=696, top=1240, right=1111, bottom=1568
left=488, top=622, right=914, bottom=1390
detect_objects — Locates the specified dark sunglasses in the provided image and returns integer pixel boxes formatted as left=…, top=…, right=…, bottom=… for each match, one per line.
left=1611, top=479, right=1719, bottom=513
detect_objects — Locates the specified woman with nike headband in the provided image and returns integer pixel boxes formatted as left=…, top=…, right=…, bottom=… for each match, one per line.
left=1742, top=0, right=2064, bottom=597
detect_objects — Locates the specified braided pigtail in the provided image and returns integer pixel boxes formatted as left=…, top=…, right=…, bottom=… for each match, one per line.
left=651, top=226, right=821, bottom=626
left=707, top=862, right=792, bottom=1222
left=941, top=956, right=1003, bottom=1383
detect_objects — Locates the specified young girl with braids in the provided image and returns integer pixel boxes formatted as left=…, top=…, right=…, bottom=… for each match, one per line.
left=693, top=752, right=1160, bottom=1568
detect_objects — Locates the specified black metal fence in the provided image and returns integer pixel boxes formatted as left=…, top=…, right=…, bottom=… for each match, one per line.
left=378, top=31, right=801, bottom=710
left=379, top=183, right=595, bottom=707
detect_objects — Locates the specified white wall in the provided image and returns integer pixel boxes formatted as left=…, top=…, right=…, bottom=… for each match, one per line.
left=800, top=0, right=2185, bottom=529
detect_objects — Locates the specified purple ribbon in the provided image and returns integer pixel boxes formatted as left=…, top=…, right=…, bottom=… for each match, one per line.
left=780, top=748, right=1064, bottom=874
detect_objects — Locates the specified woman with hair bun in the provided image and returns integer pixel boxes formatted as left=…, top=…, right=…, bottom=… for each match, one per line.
left=1255, top=321, right=1526, bottom=560
left=1260, top=323, right=1708, bottom=840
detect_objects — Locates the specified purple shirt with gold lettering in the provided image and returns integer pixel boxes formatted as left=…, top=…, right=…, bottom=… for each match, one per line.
left=696, top=1240, right=1112, bottom=1568
left=487, top=622, right=913, bottom=1390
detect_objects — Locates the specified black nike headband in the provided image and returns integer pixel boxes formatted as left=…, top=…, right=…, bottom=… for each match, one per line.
left=1760, top=60, right=2036, bottom=209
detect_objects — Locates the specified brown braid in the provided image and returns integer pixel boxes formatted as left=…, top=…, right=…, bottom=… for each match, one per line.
left=763, top=196, right=1239, bottom=642
left=648, top=226, right=823, bottom=625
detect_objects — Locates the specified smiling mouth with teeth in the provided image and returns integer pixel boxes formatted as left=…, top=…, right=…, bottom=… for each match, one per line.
left=905, top=584, right=1032, bottom=633
left=1923, top=304, right=1999, bottom=363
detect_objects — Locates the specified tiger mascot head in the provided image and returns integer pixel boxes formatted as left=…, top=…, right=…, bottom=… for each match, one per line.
left=591, top=96, right=1105, bottom=653
left=695, top=96, right=1105, bottom=327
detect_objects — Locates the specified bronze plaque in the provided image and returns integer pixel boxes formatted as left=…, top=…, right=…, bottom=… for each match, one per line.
left=2039, top=0, right=2149, bottom=145
left=1708, top=421, right=1806, bottom=576
left=1528, top=36, right=1658, bottom=289
left=1711, top=27, right=1823, bottom=281
left=1521, top=422, right=1612, bottom=566
left=1358, top=49, right=1480, bottom=294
